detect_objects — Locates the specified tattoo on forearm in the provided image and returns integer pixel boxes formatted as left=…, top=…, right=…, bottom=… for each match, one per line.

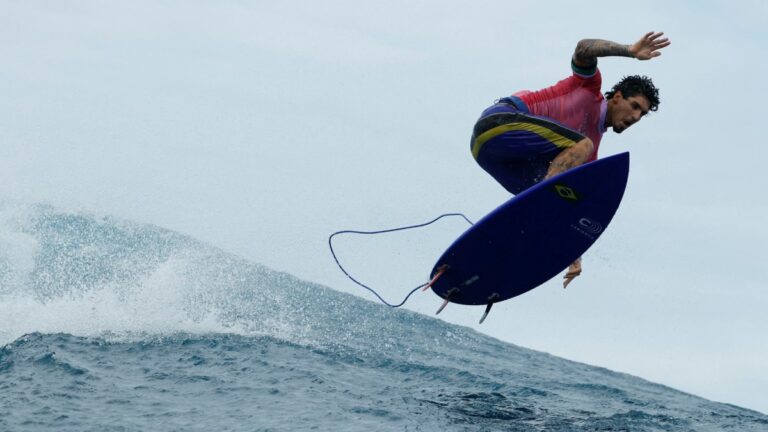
left=574, top=39, right=632, bottom=66
left=547, top=152, right=579, bottom=178
left=546, top=144, right=591, bottom=179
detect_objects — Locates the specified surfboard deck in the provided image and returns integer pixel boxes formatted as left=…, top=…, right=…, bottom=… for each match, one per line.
left=429, top=152, right=630, bottom=310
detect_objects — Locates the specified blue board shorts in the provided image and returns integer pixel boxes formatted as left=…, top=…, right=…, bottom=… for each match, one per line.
left=471, top=96, right=586, bottom=194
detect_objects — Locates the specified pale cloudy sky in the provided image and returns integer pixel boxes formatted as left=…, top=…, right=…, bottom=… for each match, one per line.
left=1, top=0, right=766, bottom=413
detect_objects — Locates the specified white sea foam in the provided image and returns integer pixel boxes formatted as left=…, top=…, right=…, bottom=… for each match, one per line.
left=0, top=200, right=288, bottom=346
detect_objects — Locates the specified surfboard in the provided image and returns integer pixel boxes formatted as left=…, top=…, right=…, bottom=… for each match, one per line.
left=428, top=152, right=630, bottom=321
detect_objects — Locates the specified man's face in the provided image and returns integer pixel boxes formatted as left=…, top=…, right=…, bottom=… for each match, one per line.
left=608, top=91, right=651, bottom=134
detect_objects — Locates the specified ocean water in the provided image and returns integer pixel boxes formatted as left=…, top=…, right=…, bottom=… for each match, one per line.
left=1, top=201, right=767, bottom=432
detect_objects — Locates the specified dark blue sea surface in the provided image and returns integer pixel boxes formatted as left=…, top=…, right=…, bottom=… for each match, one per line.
left=1, top=202, right=767, bottom=431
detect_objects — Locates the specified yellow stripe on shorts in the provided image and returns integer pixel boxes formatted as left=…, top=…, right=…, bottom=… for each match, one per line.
left=472, top=122, right=579, bottom=160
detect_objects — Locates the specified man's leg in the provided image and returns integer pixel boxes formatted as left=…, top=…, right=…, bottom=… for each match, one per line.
left=471, top=107, right=587, bottom=194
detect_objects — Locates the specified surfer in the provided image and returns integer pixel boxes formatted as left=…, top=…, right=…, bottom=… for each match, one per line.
left=471, top=31, right=670, bottom=288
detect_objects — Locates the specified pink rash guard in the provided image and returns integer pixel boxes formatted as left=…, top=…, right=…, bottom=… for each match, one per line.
left=515, top=65, right=607, bottom=162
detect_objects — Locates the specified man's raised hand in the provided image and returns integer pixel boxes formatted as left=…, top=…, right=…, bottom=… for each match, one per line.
left=630, top=31, right=671, bottom=60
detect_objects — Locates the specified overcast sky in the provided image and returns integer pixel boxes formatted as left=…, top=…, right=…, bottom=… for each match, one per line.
left=1, top=0, right=766, bottom=414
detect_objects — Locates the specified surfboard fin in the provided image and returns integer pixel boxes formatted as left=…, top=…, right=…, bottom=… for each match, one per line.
left=436, top=287, right=459, bottom=315
left=423, top=265, right=449, bottom=291
left=479, top=293, right=500, bottom=324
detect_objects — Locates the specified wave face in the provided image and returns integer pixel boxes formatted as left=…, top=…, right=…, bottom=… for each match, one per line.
left=1, top=202, right=767, bottom=431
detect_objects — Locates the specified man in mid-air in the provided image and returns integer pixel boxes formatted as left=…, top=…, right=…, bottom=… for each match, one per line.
left=471, top=31, right=670, bottom=288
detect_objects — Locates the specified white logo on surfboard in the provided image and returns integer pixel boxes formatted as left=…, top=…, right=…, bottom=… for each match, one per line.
left=570, top=217, right=603, bottom=240
left=578, top=218, right=603, bottom=235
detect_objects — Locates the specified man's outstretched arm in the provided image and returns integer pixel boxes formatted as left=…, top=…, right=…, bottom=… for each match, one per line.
left=573, top=31, right=671, bottom=69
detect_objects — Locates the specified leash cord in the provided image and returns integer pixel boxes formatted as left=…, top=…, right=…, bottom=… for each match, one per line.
left=328, top=213, right=473, bottom=308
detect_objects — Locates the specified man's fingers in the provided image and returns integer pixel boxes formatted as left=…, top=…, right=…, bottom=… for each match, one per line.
left=641, top=32, right=670, bottom=51
left=636, top=35, right=670, bottom=60
left=563, top=257, right=582, bottom=289
left=563, top=274, right=578, bottom=289
left=563, top=269, right=581, bottom=288
left=647, top=31, right=665, bottom=40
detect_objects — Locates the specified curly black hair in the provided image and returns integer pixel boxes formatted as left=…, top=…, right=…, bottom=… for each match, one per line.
left=605, top=75, right=660, bottom=112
